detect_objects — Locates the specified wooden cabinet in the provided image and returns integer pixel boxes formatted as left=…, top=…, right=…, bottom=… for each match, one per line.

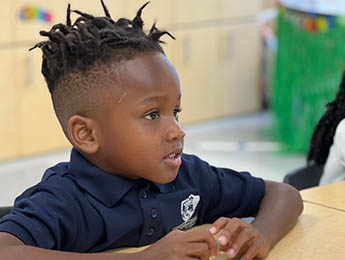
left=174, top=0, right=221, bottom=25
left=166, top=0, right=262, bottom=124
left=174, top=0, right=261, bottom=25
left=0, top=1, right=14, bottom=43
left=172, top=23, right=261, bottom=124
left=216, top=23, right=261, bottom=117
left=0, top=49, right=20, bottom=161
left=172, top=28, right=221, bottom=123
left=13, top=47, right=70, bottom=157
left=219, top=0, right=262, bottom=20
left=261, top=0, right=277, bottom=10
left=11, top=0, right=67, bottom=42
left=0, top=1, right=71, bottom=161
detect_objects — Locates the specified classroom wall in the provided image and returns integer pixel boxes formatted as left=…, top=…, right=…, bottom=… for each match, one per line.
left=0, top=0, right=271, bottom=161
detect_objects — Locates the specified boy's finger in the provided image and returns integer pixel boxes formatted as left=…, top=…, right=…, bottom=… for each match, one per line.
left=209, top=217, right=229, bottom=234
left=184, top=242, right=211, bottom=259
left=240, top=241, right=260, bottom=260
left=187, top=229, right=218, bottom=256
left=218, top=218, right=242, bottom=246
left=226, top=229, right=252, bottom=258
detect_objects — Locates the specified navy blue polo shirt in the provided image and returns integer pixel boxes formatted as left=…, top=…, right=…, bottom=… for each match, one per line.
left=0, top=149, right=265, bottom=252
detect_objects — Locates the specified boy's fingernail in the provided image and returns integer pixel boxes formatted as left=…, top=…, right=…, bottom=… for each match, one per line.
left=218, top=235, right=227, bottom=245
left=226, top=248, right=236, bottom=257
left=209, top=227, right=217, bottom=234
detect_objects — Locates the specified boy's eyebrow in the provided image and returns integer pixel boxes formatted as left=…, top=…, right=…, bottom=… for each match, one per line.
left=141, top=94, right=181, bottom=104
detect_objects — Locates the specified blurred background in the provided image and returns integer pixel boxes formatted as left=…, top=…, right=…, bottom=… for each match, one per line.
left=1, top=0, right=345, bottom=205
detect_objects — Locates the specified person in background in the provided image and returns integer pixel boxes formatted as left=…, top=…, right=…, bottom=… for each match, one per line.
left=308, top=72, right=345, bottom=185
left=0, top=1, right=303, bottom=260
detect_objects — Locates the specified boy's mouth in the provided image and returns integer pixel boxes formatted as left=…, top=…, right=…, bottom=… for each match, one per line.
left=164, top=147, right=183, bottom=158
left=167, top=153, right=178, bottom=159
left=163, top=147, right=183, bottom=167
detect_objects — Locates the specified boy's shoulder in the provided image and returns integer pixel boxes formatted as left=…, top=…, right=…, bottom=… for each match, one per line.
left=180, top=153, right=212, bottom=171
left=180, top=153, right=241, bottom=178
left=41, top=161, right=70, bottom=182
left=17, top=160, right=78, bottom=206
left=179, top=153, right=211, bottom=180
left=32, top=148, right=141, bottom=207
left=17, top=149, right=88, bottom=205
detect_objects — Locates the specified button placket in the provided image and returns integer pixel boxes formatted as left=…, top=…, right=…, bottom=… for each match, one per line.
left=146, top=227, right=155, bottom=237
left=142, top=191, right=148, bottom=199
left=151, top=208, right=157, bottom=219
left=138, top=187, right=161, bottom=245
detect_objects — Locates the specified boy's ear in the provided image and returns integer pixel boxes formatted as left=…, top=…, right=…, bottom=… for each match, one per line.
left=67, top=115, right=100, bottom=154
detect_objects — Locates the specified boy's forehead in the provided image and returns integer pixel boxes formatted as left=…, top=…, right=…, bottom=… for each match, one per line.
left=97, top=54, right=179, bottom=108
left=114, top=53, right=178, bottom=87
left=63, top=53, right=174, bottom=91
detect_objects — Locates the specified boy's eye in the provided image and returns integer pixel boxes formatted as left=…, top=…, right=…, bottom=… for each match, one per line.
left=144, top=111, right=160, bottom=120
left=174, top=107, right=182, bottom=119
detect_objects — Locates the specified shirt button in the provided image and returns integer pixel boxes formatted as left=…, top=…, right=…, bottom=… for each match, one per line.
left=146, top=227, right=155, bottom=237
left=142, top=192, right=147, bottom=199
left=151, top=208, right=157, bottom=219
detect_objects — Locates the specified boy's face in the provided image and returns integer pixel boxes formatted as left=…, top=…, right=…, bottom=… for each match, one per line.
left=94, top=52, right=185, bottom=183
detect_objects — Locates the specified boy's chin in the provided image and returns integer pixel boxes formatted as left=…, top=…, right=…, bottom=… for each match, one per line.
left=152, top=170, right=179, bottom=184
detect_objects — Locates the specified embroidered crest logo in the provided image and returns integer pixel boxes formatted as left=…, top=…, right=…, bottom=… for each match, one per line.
left=181, top=194, right=200, bottom=222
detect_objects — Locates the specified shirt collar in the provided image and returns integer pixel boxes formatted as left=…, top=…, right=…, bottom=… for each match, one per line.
left=152, top=182, right=175, bottom=193
left=69, top=148, right=176, bottom=206
left=69, top=148, right=139, bottom=207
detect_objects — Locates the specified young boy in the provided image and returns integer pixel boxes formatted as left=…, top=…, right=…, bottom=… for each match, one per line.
left=0, top=1, right=303, bottom=260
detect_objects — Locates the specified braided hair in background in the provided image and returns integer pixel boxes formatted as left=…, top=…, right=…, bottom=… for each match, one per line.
left=307, top=71, right=345, bottom=165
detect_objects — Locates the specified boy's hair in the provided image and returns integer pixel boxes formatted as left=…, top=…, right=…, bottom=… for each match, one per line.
left=307, top=71, right=345, bottom=165
left=30, top=0, right=174, bottom=135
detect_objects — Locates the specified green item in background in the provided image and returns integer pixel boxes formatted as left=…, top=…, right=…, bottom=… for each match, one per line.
left=271, top=6, right=345, bottom=153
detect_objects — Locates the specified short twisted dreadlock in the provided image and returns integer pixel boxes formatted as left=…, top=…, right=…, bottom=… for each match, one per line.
left=307, top=71, right=345, bottom=166
left=31, top=0, right=174, bottom=135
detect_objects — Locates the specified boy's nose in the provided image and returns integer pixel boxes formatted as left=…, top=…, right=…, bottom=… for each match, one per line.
left=165, top=119, right=185, bottom=142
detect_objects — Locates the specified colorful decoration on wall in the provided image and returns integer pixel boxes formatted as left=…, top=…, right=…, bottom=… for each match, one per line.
left=278, top=5, right=345, bottom=33
left=19, top=6, right=53, bottom=23
left=272, top=4, right=345, bottom=152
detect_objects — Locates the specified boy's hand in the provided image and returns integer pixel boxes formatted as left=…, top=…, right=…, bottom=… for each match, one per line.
left=138, top=228, right=218, bottom=260
left=209, top=217, right=270, bottom=260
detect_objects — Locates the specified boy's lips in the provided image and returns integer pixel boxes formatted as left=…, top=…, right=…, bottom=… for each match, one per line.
left=164, top=147, right=183, bottom=158
left=163, top=147, right=183, bottom=167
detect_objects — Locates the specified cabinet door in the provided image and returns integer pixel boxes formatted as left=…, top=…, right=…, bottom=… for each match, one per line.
left=174, top=0, right=261, bottom=25
left=0, top=1, right=14, bottom=43
left=13, top=47, right=70, bottom=157
left=219, top=0, right=261, bottom=20
left=174, top=0, right=221, bottom=25
left=0, top=49, right=20, bottom=161
left=217, top=23, right=261, bottom=116
left=172, top=27, right=223, bottom=124
left=171, top=23, right=261, bottom=124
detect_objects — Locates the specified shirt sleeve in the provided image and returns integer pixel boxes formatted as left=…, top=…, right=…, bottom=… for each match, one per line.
left=181, top=154, right=265, bottom=223
left=0, top=183, right=82, bottom=251
left=320, top=119, right=345, bottom=185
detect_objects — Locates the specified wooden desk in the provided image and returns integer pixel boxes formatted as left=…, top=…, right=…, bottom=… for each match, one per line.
left=116, top=202, right=345, bottom=260
left=265, top=202, right=345, bottom=260
left=301, top=181, right=345, bottom=211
